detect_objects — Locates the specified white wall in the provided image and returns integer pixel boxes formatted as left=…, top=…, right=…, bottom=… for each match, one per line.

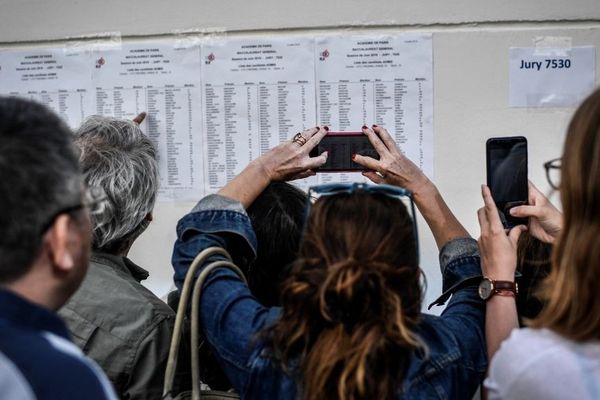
left=1, top=0, right=598, bottom=309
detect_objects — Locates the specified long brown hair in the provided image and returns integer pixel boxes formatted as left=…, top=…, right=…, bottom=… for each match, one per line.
left=531, top=87, right=600, bottom=341
left=264, top=191, right=423, bottom=400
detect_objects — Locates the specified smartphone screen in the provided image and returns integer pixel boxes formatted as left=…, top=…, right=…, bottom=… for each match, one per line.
left=310, top=132, right=379, bottom=172
left=486, top=136, right=528, bottom=228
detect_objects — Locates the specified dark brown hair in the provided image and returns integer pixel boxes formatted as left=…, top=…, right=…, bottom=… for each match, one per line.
left=531, top=87, right=600, bottom=341
left=515, top=233, right=552, bottom=324
left=264, top=191, right=423, bottom=400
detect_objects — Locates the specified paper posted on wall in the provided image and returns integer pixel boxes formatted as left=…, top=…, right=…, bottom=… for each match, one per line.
left=0, top=34, right=434, bottom=201
left=509, top=46, right=596, bottom=108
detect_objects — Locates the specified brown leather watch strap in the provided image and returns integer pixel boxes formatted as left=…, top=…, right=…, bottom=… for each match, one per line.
left=493, top=280, right=518, bottom=294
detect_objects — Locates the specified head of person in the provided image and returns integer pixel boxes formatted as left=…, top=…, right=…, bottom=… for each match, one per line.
left=0, top=97, right=91, bottom=309
left=265, top=188, right=422, bottom=400
left=532, top=87, right=600, bottom=341
left=247, top=182, right=307, bottom=307
left=75, top=116, right=158, bottom=255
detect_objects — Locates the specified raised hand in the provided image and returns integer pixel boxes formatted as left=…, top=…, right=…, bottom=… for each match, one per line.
left=352, top=125, right=430, bottom=195
left=478, top=185, right=527, bottom=280
left=509, top=181, right=562, bottom=243
left=256, top=126, right=328, bottom=182
left=218, top=127, right=328, bottom=208
left=355, top=125, right=470, bottom=249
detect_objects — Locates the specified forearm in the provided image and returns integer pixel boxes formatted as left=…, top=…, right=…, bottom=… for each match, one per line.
left=217, top=159, right=272, bottom=209
left=413, top=182, right=470, bottom=249
left=485, top=296, right=518, bottom=362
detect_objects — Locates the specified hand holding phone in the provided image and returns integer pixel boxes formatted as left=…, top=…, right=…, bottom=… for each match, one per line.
left=309, top=132, right=379, bottom=172
left=486, top=136, right=528, bottom=228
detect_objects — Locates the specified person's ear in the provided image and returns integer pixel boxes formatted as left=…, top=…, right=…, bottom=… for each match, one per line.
left=45, top=214, right=76, bottom=274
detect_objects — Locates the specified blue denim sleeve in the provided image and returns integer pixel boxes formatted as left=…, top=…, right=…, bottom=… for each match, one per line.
left=438, top=238, right=487, bottom=373
left=171, top=194, right=281, bottom=392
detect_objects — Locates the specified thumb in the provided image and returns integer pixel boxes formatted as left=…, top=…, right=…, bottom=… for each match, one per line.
left=510, top=205, right=540, bottom=218
left=508, top=224, right=527, bottom=244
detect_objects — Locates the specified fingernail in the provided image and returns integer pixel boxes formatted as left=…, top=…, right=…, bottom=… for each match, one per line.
left=362, top=125, right=368, bottom=130
left=372, top=124, right=378, bottom=128
left=352, top=153, right=356, bottom=160
left=323, top=126, right=329, bottom=131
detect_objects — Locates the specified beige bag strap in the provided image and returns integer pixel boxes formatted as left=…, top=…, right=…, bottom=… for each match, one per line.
left=163, top=247, right=247, bottom=400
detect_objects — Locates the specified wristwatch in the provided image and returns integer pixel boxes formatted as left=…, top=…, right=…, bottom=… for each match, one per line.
left=478, top=277, right=518, bottom=300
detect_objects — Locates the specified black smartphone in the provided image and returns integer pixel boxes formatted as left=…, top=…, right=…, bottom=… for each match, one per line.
left=486, top=136, right=528, bottom=228
left=309, top=132, right=379, bottom=172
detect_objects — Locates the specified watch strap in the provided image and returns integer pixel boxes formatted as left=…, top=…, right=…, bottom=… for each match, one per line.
left=493, top=280, right=518, bottom=294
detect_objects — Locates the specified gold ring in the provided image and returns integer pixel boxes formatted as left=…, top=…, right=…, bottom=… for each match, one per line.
left=292, top=132, right=308, bottom=146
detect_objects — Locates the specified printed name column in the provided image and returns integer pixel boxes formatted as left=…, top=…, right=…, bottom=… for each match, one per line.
left=201, top=37, right=317, bottom=193
left=92, top=43, right=204, bottom=201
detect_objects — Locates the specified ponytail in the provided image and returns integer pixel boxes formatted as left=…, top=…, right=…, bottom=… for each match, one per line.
left=303, top=259, right=421, bottom=400
left=265, top=257, right=422, bottom=400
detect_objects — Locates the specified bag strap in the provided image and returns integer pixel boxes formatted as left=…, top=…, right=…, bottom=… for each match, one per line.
left=190, top=260, right=246, bottom=399
left=163, top=247, right=247, bottom=399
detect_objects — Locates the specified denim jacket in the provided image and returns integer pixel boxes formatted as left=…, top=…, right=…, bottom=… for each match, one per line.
left=172, top=194, right=486, bottom=399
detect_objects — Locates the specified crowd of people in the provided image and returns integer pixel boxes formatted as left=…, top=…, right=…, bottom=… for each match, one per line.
left=0, top=86, right=599, bottom=399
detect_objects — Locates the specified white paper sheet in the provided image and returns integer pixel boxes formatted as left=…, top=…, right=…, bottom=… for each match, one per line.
left=509, top=46, right=596, bottom=107
left=315, top=34, right=434, bottom=183
left=91, top=42, right=204, bottom=201
left=0, top=47, right=95, bottom=129
left=0, top=34, right=434, bottom=199
left=200, top=37, right=318, bottom=192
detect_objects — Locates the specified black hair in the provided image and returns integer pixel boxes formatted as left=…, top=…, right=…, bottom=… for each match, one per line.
left=0, top=97, right=81, bottom=283
left=247, top=182, right=308, bottom=306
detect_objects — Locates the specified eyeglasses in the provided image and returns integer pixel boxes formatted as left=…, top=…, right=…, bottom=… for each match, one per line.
left=40, top=186, right=108, bottom=234
left=306, top=182, right=419, bottom=261
left=543, top=158, right=561, bottom=191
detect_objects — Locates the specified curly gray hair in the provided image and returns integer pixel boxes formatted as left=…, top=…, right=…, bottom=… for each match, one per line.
left=75, top=115, right=159, bottom=251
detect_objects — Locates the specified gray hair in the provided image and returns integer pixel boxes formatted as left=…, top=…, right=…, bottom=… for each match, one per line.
left=75, top=115, right=159, bottom=250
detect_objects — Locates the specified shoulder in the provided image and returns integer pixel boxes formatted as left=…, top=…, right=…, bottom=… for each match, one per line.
left=486, top=328, right=600, bottom=399
left=62, top=259, right=174, bottom=337
left=0, top=325, right=116, bottom=399
left=59, top=259, right=174, bottom=378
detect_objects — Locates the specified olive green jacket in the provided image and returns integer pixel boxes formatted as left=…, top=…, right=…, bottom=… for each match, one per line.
left=59, top=252, right=176, bottom=400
